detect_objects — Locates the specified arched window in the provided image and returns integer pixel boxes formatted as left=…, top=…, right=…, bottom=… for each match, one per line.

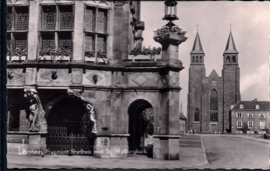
left=194, top=108, right=199, bottom=121
left=200, top=56, right=202, bottom=63
left=196, top=56, right=198, bottom=62
left=192, top=56, right=195, bottom=63
left=210, top=89, right=218, bottom=121
left=232, top=56, right=236, bottom=62
left=226, top=56, right=230, bottom=63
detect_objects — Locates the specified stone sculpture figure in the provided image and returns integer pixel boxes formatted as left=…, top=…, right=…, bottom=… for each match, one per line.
left=86, top=103, right=97, bottom=134
left=25, top=89, right=47, bottom=133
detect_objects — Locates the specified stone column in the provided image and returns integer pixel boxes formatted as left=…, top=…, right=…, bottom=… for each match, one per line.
left=153, top=30, right=187, bottom=160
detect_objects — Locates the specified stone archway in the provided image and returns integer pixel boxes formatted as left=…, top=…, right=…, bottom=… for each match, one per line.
left=46, top=96, right=96, bottom=155
left=128, top=99, right=154, bottom=157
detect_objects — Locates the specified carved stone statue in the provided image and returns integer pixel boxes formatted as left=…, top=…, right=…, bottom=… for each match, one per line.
left=86, top=103, right=97, bottom=134
left=25, top=89, right=47, bottom=133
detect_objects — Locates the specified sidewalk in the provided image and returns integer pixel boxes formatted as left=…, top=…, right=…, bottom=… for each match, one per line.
left=7, top=135, right=208, bottom=169
left=199, top=133, right=270, bottom=144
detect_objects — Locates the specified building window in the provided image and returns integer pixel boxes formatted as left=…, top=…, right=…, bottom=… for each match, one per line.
left=248, top=121, right=253, bottom=128
left=194, top=108, right=199, bottom=122
left=259, top=121, right=266, bottom=129
left=192, top=56, right=195, bottom=63
left=6, top=6, right=29, bottom=62
left=259, top=113, right=265, bottom=118
left=236, top=120, right=242, bottom=128
left=240, top=104, right=244, bottom=109
left=210, top=89, right=218, bottom=121
left=200, top=56, right=202, bottom=63
left=39, top=5, right=74, bottom=61
left=84, top=5, right=108, bottom=63
left=226, top=56, right=230, bottom=63
left=247, top=113, right=253, bottom=118
left=236, top=112, right=242, bottom=118
left=232, top=56, right=236, bottom=62
left=256, top=104, right=259, bottom=109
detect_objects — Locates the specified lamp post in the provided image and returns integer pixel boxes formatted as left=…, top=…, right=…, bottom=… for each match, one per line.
left=163, top=0, right=179, bottom=22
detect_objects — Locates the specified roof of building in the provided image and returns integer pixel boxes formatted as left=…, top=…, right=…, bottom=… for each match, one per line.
left=232, top=100, right=270, bottom=110
left=190, top=32, right=204, bottom=54
left=224, top=31, right=238, bottom=54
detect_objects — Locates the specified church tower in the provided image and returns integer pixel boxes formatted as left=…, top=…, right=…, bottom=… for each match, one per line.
left=188, top=32, right=205, bottom=132
left=222, top=31, right=241, bottom=132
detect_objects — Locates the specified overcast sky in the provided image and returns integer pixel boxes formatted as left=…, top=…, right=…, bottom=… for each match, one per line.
left=141, top=1, right=269, bottom=116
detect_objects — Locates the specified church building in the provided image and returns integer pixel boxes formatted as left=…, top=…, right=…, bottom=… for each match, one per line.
left=187, top=31, right=241, bottom=133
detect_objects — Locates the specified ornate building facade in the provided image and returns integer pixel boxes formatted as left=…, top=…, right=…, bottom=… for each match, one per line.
left=187, top=31, right=241, bottom=133
left=6, top=0, right=186, bottom=160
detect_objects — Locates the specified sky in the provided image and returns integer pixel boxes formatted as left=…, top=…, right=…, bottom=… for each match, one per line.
left=141, top=1, right=269, bottom=116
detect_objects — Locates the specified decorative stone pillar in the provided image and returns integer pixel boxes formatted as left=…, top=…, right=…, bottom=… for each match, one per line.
left=152, top=0, right=187, bottom=160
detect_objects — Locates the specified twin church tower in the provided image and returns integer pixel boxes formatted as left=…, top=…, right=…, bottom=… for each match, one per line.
left=187, top=31, right=241, bottom=133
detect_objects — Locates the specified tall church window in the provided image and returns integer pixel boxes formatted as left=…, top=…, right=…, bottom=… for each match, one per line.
left=200, top=56, right=202, bottom=63
left=194, top=108, right=199, bottom=121
left=196, top=56, right=198, bottom=62
left=84, top=5, right=108, bottom=63
left=192, top=56, right=195, bottom=63
left=210, top=89, right=218, bottom=121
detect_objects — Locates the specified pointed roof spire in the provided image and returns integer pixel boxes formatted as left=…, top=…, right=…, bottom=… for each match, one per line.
left=191, top=32, right=204, bottom=54
left=224, top=31, right=238, bottom=54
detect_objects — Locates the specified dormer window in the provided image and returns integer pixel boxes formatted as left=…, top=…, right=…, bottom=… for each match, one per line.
left=256, top=104, right=259, bottom=109
left=240, top=104, right=244, bottom=109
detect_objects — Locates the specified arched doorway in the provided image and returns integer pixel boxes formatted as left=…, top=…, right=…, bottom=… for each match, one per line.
left=128, top=99, right=154, bottom=157
left=46, top=96, right=95, bottom=155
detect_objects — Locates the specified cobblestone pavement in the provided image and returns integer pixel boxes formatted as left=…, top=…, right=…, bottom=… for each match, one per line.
left=199, top=135, right=269, bottom=169
left=7, top=135, right=207, bottom=169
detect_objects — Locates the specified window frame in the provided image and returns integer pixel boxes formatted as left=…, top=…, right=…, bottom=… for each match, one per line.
left=39, top=4, right=75, bottom=60
left=259, top=113, right=265, bottom=119
left=236, top=120, right=242, bottom=128
left=259, top=121, right=266, bottom=130
left=247, top=113, right=254, bottom=118
left=236, top=112, right=242, bottom=118
left=6, top=5, right=29, bottom=60
left=83, top=4, right=109, bottom=63
left=240, top=104, right=244, bottom=109
left=248, top=121, right=253, bottom=129
left=256, top=104, right=260, bottom=109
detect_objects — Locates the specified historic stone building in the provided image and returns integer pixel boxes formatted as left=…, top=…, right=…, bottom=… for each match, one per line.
left=6, top=0, right=187, bottom=160
left=187, top=31, right=241, bottom=133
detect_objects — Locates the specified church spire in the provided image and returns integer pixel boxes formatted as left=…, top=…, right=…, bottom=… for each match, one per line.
left=224, top=31, right=238, bottom=54
left=191, top=32, right=204, bottom=54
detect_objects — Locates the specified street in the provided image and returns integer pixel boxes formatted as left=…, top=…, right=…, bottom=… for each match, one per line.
left=200, top=135, right=269, bottom=169
left=6, top=135, right=269, bottom=169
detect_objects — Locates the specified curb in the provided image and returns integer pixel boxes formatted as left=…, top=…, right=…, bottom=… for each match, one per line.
left=200, top=135, right=210, bottom=165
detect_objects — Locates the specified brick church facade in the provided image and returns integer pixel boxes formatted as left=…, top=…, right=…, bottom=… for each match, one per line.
left=187, top=31, right=241, bottom=133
